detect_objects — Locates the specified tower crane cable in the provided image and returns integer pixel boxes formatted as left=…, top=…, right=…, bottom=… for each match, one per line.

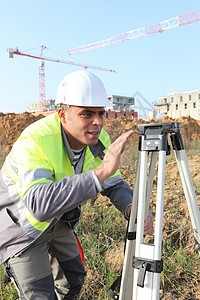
left=68, top=10, right=200, bottom=55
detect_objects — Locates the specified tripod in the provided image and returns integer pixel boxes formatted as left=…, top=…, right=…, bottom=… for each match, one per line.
left=118, top=122, right=200, bottom=300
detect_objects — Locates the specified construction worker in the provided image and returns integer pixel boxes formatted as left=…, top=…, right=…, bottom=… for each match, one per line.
left=0, top=70, right=153, bottom=299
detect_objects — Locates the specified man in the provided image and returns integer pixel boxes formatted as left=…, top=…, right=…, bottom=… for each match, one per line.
left=0, top=70, right=153, bottom=299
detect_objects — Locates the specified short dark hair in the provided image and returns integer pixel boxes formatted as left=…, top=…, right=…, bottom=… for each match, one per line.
left=57, top=104, right=71, bottom=111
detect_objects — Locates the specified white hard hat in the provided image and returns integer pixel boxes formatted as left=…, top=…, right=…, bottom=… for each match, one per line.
left=55, top=70, right=110, bottom=107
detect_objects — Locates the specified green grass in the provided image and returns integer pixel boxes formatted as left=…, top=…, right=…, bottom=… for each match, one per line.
left=193, top=183, right=200, bottom=196
left=161, top=241, right=199, bottom=298
left=0, top=264, right=18, bottom=300
left=77, top=199, right=127, bottom=299
left=185, top=140, right=200, bottom=158
left=162, top=241, right=199, bottom=280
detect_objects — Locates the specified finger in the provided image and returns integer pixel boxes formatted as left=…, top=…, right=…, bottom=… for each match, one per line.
left=124, top=129, right=134, bottom=139
left=144, top=215, right=154, bottom=235
left=114, top=130, right=134, bottom=144
left=112, top=130, right=134, bottom=152
left=119, top=130, right=134, bottom=143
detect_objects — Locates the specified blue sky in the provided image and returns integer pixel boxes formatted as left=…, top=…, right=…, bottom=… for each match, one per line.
left=0, top=1, right=200, bottom=113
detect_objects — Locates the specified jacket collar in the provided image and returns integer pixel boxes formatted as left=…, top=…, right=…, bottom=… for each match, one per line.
left=61, top=125, right=105, bottom=161
left=89, top=140, right=105, bottom=160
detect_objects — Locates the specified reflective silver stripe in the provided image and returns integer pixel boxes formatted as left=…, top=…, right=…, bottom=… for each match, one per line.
left=1, top=151, right=19, bottom=188
left=20, top=168, right=54, bottom=188
left=1, top=166, right=44, bottom=239
left=23, top=183, right=55, bottom=220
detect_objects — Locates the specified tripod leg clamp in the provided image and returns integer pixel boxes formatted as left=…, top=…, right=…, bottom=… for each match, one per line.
left=126, top=231, right=136, bottom=240
left=133, top=257, right=163, bottom=288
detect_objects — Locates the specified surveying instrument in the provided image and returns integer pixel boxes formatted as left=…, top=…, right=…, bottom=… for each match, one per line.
left=109, top=122, right=200, bottom=300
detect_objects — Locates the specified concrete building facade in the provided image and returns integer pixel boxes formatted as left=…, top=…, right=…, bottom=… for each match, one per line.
left=155, top=90, right=200, bottom=120
left=107, top=95, right=135, bottom=111
left=27, top=99, right=56, bottom=112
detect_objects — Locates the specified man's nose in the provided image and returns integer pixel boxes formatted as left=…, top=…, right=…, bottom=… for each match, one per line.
left=92, top=114, right=103, bottom=126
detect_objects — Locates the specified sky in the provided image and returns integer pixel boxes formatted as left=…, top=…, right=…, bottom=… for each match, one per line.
left=0, top=1, right=200, bottom=114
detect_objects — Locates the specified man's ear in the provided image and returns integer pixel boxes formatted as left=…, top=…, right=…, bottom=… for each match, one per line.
left=57, top=108, right=66, bottom=123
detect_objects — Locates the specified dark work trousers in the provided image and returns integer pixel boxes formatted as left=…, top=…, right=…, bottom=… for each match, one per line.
left=6, top=221, right=86, bottom=299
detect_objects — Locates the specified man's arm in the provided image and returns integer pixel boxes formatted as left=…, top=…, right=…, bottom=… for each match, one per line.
left=101, top=177, right=132, bottom=218
left=23, top=171, right=98, bottom=222
left=23, top=130, right=134, bottom=222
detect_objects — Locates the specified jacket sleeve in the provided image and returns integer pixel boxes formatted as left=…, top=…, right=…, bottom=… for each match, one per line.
left=24, top=171, right=98, bottom=222
left=101, top=175, right=133, bottom=217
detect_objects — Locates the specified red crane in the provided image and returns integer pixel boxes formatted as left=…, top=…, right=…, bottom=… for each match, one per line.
left=68, top=10, right=200, bottom=55
left=7, top=46, right=116, bottom=110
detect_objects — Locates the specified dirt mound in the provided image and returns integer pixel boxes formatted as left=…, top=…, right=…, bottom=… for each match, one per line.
left=0, top=112, right=44, bottom=155
left=163, top=115, right=200, bottom=143
left=0, top=112, right=199, bottom=156
left=0, top=112, right=200, bottom=159
left=103, top=115, right=200, bottom=144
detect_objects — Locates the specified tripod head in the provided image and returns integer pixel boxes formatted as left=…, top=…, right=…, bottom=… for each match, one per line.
left=137, top=122, right=180, bottom=135
left=137, top=122, right=185, bottom=154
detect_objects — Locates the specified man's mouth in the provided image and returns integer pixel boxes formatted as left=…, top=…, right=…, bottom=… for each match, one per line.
left=87, top=131, right=100, bottom=137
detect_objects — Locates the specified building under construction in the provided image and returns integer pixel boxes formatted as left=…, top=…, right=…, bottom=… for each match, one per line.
left=154, top=90, right=200, bottom=120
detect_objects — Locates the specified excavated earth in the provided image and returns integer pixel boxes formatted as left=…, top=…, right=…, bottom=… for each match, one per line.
left=1, top=112, right=200, bottom=155
left=0, top=112, right=200, bottom=299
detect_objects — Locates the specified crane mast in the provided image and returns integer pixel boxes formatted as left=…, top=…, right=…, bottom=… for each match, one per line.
left=39, top=45, right=46, bottom=109
left=68, top=10, right=200, bottom=55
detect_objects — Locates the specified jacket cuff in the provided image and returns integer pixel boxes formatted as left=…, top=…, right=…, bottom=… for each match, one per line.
left=92, top=171, right=102, bottom=192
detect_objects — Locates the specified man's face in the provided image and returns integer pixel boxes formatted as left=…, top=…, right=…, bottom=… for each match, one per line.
left=58, top=106, right=105, bottom=150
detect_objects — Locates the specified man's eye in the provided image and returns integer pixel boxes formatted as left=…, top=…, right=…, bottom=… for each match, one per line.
left=82, top=113, right=92, bottom=117
left=99, top=111, right=105, bottom=116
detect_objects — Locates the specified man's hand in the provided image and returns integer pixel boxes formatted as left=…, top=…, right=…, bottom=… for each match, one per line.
left=126, top=207, right=154, bottom=236
left=143, top=210, right=154, bottom=236
left=126, top=205, right=132, bottom=218
left=94, top=130, right=133, bottom=184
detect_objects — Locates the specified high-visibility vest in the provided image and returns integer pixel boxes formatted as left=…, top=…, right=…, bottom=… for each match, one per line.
left=2, top=112, right=120, bottom=236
